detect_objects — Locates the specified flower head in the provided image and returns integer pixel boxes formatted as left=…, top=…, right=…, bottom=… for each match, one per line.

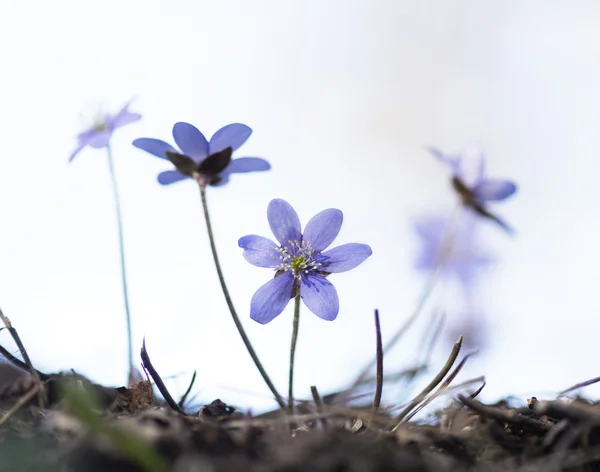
left=413, top=211, right=493, bottom=294
left=132, top=122, right=270, bottom=187
left=69, top=102, right=141, bottom=162
left=239, top=199, right=372, bottom=324
left=428, top=145, right=517, bottom=233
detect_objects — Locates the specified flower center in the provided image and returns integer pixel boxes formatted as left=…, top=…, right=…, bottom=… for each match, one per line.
left=276, top=240, right=321, bottom=279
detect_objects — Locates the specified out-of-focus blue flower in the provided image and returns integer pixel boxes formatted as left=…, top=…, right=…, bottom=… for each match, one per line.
left=428, top=145, right=518, bottom=233
left=239, top=199, right=372, bottom=324
left=132, top=122, right=270, bottom=186
left=428, top=145, right=517, bottom=202
left=69, top=103, right=141, bottom=162
left=413, top=211, right=493, bottom=293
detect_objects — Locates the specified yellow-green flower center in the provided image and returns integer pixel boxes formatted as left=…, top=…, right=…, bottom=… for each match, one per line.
left=275, top=240, right=322, bottom=279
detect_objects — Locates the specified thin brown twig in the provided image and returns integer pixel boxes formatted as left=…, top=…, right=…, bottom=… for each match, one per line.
left=391, top=335, right=463, bottom=431
left=0, top=382, right=43, bottom=427
left=310, top=386, right=328, bottom=429
left=558, top=375, right=600, bottom=397
left=467, top=379, right=486, bottom=399
left=403, top=352, right=477, bottom=422
left=459, top=395, right=551, bottom=433
left=0, top=307, right=45, bottom=408
left=535, top=399, right=600, bottom=425
left=0, top=344, right=30, bottom=373
left=372, top=309, right=383, bottom=414
left=178, top=370, right=197, bottom=409
left=140, top=338, right=186, bottom=415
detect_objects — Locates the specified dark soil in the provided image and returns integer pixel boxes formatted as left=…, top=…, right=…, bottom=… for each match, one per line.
left=2, top=363, right=600, bottom=472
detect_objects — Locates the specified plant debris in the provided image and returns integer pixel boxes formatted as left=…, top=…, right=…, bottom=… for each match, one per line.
left=2, top=362, right=600, bottom=472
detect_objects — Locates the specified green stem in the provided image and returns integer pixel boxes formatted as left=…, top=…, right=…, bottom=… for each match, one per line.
left=106, top=144, right=133, bottom=381
left=198, top=184, right=286, bottom=410
left=288, top=295, right=301, bottom=415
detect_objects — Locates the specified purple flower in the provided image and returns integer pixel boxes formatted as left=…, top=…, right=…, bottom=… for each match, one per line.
left=69, top=103, right=141, bottom=162
left=132, top=122, right=270, bottom=186
left=239, top=199, right=372, bottom=324
left=413, top=211, right=493, bottom=293
left=428, top=145, right=517, bottom=233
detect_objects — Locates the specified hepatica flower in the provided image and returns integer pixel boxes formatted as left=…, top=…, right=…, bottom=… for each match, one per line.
left=413, top=211, right=493, bottom=293
left=239, top=199, right=372, bottom=324
left=132, top=122, right=270, bottom=186
left=428, top=145, right=518, bottom=233
left=69, top=102, right=141, bottom=161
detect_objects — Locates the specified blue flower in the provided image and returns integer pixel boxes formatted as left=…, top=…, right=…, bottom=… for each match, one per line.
left=239, top=199, right=372, bottom=324
left=413, top=211, right=493, bottom=293
left=428, top=145, right=518, bottom=233
left=132, top=122, right=270, bottom=186
left=428, top=145, right=517, bottom=201
left=69, top=102, right=141, bottom=162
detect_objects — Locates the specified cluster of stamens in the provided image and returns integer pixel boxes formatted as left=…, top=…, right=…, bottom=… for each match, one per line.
left=275, top=239, right=321, bottom=279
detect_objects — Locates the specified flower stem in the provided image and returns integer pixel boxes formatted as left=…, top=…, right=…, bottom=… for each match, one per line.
left=288, top=295, right=301, bottom=415
left=198, top=184, right=286, bottom=410
left=106, top=144, right=134, bottom=383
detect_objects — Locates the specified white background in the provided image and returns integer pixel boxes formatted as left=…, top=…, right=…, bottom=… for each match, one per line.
left=0, top=1, right=599, bottom=413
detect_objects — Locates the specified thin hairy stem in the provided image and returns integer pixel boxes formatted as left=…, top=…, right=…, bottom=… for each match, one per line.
left=198, top=184, right=286, bottom=410
left=106, top=145, right=134, bottom=382
left=288, top=296, right=301, bottom=414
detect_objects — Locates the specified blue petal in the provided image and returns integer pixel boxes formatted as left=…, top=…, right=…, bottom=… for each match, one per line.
left=250, top=272, right=295, bottom=324
left=172, top=122, right=209, bottom=161
left=68, top=143, right=86, bottom=162
left=227, top=157, right=271, bottom=173
left=316, top=243, right=372, bottom=273
left=209, top=123, right=252, bottom=154
left=472, top=179, right=517, bottom=201
left=110, top=103, right=142, bottom=129
left=427, top=146, right=462, bottom=177
left=238, top=235, right=281, bottom=268
left=300, top=275, right=339, bottom=321
left=157, top=170, right=187, bottom=185
left=133, top=138, right=176, bottom=160
left=87, top=130, right=112, bottom=148
left=267, top=199, right=302, bottom=250
left=302, top=209, right=343, bottom=253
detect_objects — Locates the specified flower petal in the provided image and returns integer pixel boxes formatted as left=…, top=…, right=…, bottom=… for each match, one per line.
left=86, top=130, right=112, bottom=148
left=300, top=275, right=339, bottom=321
left=172, top=122, right=209, bottom=161
left=427, top=146, right=462, bottom=177
left=68, top=143, right=86, bottom=162
left=472, top=179, right=517, bottom=201
left=157, top=170, right=186, bottom=185
left=133, top=138, right=177, bottom=160
left=267, top=199, right=302, bottom=250
left=111, top=104, right=142, bottom=129
left=302, top=209, right=343, bottom=253
left=209, top=123, right=252, bottom=154
left=238, top=235, right=281, bottom=268
left=250, top=272, right=295, bottom=324
left=227, top=157, right=271, bottom=173
left=316, top=243, right=372, bottom=273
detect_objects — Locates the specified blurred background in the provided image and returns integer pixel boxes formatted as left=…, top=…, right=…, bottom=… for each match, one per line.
left=0, top=0, right=599, bottom=413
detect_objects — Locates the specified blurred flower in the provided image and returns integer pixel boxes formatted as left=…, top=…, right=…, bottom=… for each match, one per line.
left=239, top=199, right=372, bottom=324
left=428, top=145, right=517, bottom=233
left=132, top=122, right=270, bottom=186
left=413, top=211, right=493, bottom=293
left=69, top=102, right=141, bottom=162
